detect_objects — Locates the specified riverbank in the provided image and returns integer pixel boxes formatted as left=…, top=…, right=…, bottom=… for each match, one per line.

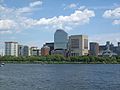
left=0, top=55, right=120, bottom=64
left=1, top=61, right=120, bottom=64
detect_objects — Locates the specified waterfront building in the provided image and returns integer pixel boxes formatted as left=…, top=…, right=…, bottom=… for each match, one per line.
left=18, top=45, right=24, bottom=56
left=54, top=29, right=68, bottom=49
left=51, top=49, right=67, bottom=56
left=89, top=42, right=99, bottom=56
left=30, top=47, right=40, bottom=56
left=18, top=45, right=30, bottom=56
left=99, top=41, right=117, bottom=56
left=41, top=45, right=50, bottom=56
left=44, top=42, right=54, bottom=55
left=5, top=42, right=18, bottom=56
left=69, top=35, right=88, bottom=56
left=23, top=46, right=30, bottom=56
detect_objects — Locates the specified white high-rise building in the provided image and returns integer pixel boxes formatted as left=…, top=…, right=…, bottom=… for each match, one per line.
left=54, top=29, right=68, bottom=49
left=69, top=35, right=88, bottom=56
left=5, top=42, right=18, bottom=56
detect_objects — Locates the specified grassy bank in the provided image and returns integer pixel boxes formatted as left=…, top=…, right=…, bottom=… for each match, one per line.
left=0, top=55, right=120, bottom=64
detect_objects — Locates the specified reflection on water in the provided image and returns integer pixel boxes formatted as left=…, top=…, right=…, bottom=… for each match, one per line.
left=0, top=64, right=120, bottom=90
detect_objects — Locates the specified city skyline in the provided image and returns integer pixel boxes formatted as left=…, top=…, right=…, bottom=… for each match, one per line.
left=0, top=0, right=120, bottom=54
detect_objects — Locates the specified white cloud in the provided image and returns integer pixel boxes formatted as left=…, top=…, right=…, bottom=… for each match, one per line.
left=30, top=1, right=43, bottom=7
left=103, top=7, right=120, bottom=25
left=68, top=3, right=77, bottom=8
left=27, top=9, right=95, bottom=29
left=64, top=3, right=77, bottom=10
left=0, top=30, right=12, bottom=34
left=0, top=19, right=16, bottom=30
left=0, top=1, right=95, bottom=34
left=112, top=19, right=120, bottom=25
left=0, top=1, right=43, bottom=34
left=103, top=7, right=120, bottom=18
left=16, top=7, right=32, bottom=13
left=78, top=6, right=86, bottom=10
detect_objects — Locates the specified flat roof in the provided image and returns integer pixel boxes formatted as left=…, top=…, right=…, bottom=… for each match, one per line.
left=5, top=42, right=18, bottom=43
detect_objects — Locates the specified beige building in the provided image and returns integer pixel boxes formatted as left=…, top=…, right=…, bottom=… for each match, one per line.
left=30, top=47, right=40, bottom=56
left=69, top=35, right=88, bottom=56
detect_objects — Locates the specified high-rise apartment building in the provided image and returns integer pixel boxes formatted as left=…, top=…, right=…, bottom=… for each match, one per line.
left=89, top=42, right=99, bottom=56
left=54, top=29, right=68, bottom=49
left=69, top=35, right=88, bottom=56
left=5, top=42, right=18, bottom=56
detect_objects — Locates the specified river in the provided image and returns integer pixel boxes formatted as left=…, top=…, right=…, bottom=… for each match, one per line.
left=0, top=64, right=120, bottom=90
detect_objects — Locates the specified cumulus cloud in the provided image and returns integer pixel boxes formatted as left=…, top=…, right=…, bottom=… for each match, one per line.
left=23, top=9, right=95, bottom=30
left=0, top=1, right=95, bottom=34
left=112, top=19, right=120, bottom=25
left=0, top=1, right=43, bottom=34
left=30, top=1, right=43, bottom=7
left=103, top=7, right=120, bottom=25
left=38, top=9, right=95, bottom=25
left=64, top=3, right=77, bottom=10
left=103, top=7, right=120, bottom=18
left=78, top=6, right=86, bottom=10
left=68, top=3, right=77, bottom=8
left=0, top=19, right=16, bottom=30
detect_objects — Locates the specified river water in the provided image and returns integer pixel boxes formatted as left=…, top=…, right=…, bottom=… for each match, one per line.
left=0, top=64, right=120, bottom=90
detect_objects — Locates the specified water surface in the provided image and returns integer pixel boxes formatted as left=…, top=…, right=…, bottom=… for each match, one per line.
left=0, top=64, right=120, bottom=90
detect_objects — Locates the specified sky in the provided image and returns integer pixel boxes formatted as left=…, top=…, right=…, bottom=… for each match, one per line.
left=0, top=0, right=120, bottom=54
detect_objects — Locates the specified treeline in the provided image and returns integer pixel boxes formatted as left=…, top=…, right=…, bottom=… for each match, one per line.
left=0, top=55, right=120, bottom=64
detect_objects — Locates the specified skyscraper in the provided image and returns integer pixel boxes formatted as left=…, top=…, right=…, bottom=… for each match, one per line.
left=69, top=35, right=88, bottom=56
left=54, top=29, right=68, bottom=49
left=89, top=42, right=99, bottom=56
left=5, top=42, right=18, bottom=56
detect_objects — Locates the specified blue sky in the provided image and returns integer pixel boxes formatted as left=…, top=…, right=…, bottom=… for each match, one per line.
left=0, top=0, right=120, bottom=54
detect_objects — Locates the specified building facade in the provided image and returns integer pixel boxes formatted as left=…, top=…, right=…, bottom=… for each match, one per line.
left=41, top=45, right=50, bottom=56
left=44, top=42, right=54, bottom=55
left=30, top=47, right=40, bottom=56
left=69, top=35, right=88, bottom=56
left=54, top=29, right=68, bottom=49
left=89, top=42, right=99, bottom=56
left=18, top=45, right=30, bottom=56
left=5, top=42, right=18, bottom=56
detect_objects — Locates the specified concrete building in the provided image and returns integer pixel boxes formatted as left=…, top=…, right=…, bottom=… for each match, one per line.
left=41, top=45, right=50, bottom=56
left=54, top=29, right=68, bottom=49
left=18, top=45, right=30, bottom=56
left=51, top=49, right=67, bottom=56
left=99, top=41, right=118, bottom=56
left=23, top=46, right=30, bottom=56
left=69, top=35, right=88, bottom=56
left=30, top=47, right=40, bottom=56
left=44, top=42, right=54, bottom=55
left=18, top=45, right=24, bottom=56
left=5, top=42, right=18, bottom=56
left=89, top=42, right=99, bottom=56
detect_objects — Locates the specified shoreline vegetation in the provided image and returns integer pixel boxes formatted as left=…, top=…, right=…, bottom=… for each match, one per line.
left=0, top=55, right=120, bottom=64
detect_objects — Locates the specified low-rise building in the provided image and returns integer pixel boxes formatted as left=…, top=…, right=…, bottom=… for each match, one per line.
left=41, top=45, right=50, bottom=56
